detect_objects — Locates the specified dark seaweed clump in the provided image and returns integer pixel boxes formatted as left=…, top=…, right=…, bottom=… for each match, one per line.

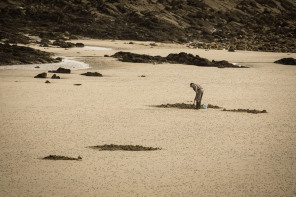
left=155, top=103, right=222, bottom=109
left=89, top=144, right=160, bottom=151
left=222, top=108, right=267, bottom=114
left=42, top=155, right=82, bottom=160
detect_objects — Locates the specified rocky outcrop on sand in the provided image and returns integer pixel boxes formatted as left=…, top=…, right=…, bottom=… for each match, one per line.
left=274, top=58, right=296, bottom=65
left=48, top=67, right=71, bottom=74
left=34, top=72, right=47, bottom=78
left=1, top=0, right=295, bottom=53
left=51, top=74, right=60, bottom=79
left=0, top=43, right=61, bottom=66
left=112, top=51, right=248, bottom=68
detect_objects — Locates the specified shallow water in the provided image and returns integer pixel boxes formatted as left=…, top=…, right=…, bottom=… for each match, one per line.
left=0, top=57, right=90, bottom=70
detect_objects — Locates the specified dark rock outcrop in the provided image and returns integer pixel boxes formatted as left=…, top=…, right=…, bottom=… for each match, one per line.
left=0, top=44, right=61, bottom=66
left=49, top=67, right=71, bottom=74
left=34, top=72, right=47, bottom=78
left=53, top=40, right=75, bottom=48
left=51, top=74, right=60, bottom=79
left=274, top=58, right=296, bottom=65
left=1, top=1, right=296, bottom=53
left=75, top=43, right=84, bottom=47
left=112, top=51, right=248, bottom=68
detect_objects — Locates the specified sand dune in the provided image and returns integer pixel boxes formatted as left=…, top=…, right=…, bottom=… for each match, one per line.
left=0, top=40, right=295, bottom=196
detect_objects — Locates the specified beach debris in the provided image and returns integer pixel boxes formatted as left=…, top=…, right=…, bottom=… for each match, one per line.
left=80, top=72, right=103, bottom=77
left=112, top=51, right=249, bottom=68
left=139, top=75, right=146, bottom=77
left=51, top=74, right=60, bottom=79
left=45, top=80, right=50, bottom=83
left=34, top=72, right=47, bottom=78
left=35, top=66, right=40, bottom=68
left=49, top=67, right=71, bottom=74
left=42, top=155, right=82, bottom=160
left=274, top=58, right=296, bottom=65
left=88, top=144, right=161, bottom=151
left=74, top=84, right=82, bottom=86
left=222, top=108, right=267, bottom=114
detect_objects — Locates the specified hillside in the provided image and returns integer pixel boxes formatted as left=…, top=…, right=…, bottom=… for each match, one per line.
left=1, top=0, right=296, bottom=52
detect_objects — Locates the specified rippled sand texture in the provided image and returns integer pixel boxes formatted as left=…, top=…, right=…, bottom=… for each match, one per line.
left=0, top=40, right=296, bottom=197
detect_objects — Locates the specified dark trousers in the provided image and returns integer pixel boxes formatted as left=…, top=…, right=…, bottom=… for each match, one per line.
left=195, top=90, right=204, bottom=109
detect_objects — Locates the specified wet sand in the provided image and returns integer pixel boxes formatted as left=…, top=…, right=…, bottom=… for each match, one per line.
left=0, top=40, right=296, bottom=196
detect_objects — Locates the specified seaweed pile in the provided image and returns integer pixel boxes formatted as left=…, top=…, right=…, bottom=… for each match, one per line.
left=89, top=144, right=160, bottom=151
left=42, top=155, right=82, bottom=160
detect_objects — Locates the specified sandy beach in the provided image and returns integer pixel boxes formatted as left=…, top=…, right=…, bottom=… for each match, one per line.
left=0, top=40, right=295, bottom=196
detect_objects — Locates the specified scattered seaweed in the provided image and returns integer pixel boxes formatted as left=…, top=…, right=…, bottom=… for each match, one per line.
left=42, top=155, right=82, bottom=160
left=222, top=108, right=267, bottom=114
left=207, top=104, right=222, bottom=109
left=80, top=72, right=103, bottom=77
left=155, top=103, right=222, bottom=109
left=155, top=103, right=266, bottom=114
left=156, top=103, right=195, bottom=109
left=89, top=144, right=161, bottom=151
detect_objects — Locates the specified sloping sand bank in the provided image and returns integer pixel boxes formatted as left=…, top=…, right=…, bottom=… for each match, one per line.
left=0, top=40, right=295, bottom=197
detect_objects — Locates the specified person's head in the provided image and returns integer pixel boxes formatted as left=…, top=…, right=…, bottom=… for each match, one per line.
left=190, top=83, right=194, bottom=87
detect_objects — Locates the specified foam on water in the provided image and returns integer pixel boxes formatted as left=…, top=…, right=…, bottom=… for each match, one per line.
left=0, top=57, right=90, bottom=70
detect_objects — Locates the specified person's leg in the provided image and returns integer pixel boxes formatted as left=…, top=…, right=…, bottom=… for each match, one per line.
left=196, top=91, right=202, bottom=109
left=199, top=92, right=204, bottom=109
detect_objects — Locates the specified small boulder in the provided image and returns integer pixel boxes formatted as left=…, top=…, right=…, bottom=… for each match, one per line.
left=49, top=67, right=71, bottom=74
left=45, top=80, right=50, bottom=83
left=228, top=46, right=236, bottom=52
left=51, top=74, right=60, bottom=79
left=34, top=72, right=47, bottom=78
left=75, top=43, right=84, bottom=47
left=274, top=58, right=296, bottom=65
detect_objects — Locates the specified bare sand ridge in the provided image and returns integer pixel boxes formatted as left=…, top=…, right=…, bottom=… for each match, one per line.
left=0, top=40, right=296, bottom=196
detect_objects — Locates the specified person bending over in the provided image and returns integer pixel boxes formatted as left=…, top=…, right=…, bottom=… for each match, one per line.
left=190, top=83, right=204, bottom=109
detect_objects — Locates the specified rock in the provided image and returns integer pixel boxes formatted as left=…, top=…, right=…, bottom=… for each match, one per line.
left=80, top=72, right=103, bottom=77
left=228, top=46, right=236, bottom=52
left=51, top=74, right=60, bottom=79
left=35, top=66, right=40, bottom=68
left=75, top=43, right=84, bottom=47
left=112, top=51, right=248, bottom=68
left=53, top=40, right=75, bottom=48
left=45, top=80, right=50, bottom=83
left=274, top=58, right=296, bottom=65
left=48, top=67, right=71, bottom=74
left=34, top=72, right=47, bottom=78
